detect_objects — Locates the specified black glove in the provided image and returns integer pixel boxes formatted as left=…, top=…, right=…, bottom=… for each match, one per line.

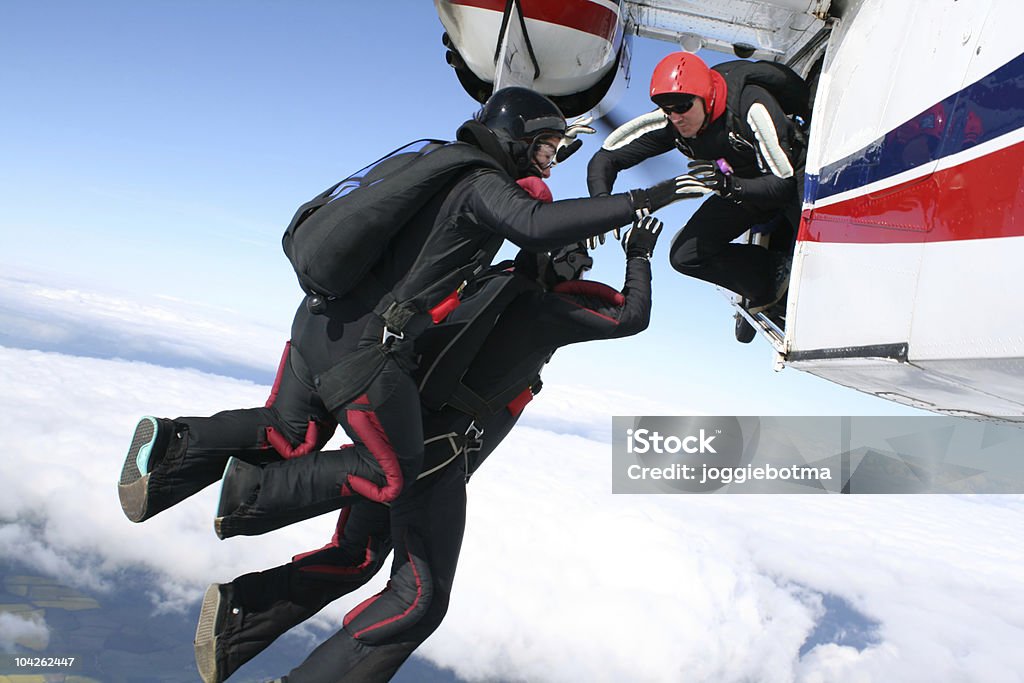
left=676, top=160, right=737, bottom=198
left=555, top=138, right=582, bottom=163
left=555, top=115, right=596, bottom=163
left=621, top=214, right=664, bottom=259
left=629, top=173, right=709, bottom=214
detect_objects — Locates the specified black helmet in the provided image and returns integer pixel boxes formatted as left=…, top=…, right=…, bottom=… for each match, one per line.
left=513, top=242, right=591, bottom=289
left=475, top=87, right=567, bottom=144
left=551, top=244, right=593, bottom=282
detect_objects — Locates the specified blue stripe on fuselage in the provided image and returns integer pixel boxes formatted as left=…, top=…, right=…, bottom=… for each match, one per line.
left=806, top=50, right=1024, bottom=205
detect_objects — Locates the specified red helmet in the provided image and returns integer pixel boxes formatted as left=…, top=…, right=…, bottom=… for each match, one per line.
left=649, top=52, right=727, bottom=127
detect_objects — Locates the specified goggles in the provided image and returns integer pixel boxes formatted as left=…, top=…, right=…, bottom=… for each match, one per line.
left=530, top=137, right=560, bottom=170
left=658, top=96, right=697, bottom=115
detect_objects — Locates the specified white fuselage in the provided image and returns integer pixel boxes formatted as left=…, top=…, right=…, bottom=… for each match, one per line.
left=789, top=0, right=1024, bottom=419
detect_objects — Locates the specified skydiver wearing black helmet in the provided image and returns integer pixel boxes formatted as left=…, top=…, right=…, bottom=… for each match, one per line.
left=116, top=86, right=692, bottom=617
left=118, top=87, right=692, bottom=526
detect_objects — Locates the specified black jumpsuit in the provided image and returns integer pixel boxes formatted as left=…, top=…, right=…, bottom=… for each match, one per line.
left=205, top=256, right=653, bottom=682
left=587, top=81, right=802, bottom=304
left=132, top=129, right=644, bottom=529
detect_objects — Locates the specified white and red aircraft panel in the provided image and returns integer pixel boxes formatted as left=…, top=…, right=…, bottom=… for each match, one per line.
left=789, top=0, right=1024, bottom=419
left=435, top=0, right=627, bottom=115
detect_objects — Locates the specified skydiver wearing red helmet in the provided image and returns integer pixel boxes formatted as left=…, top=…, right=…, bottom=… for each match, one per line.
left=587, top=52, right=808, bottom=314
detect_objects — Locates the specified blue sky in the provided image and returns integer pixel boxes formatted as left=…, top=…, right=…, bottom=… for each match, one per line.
left=0, top=1, right=923, bottom=416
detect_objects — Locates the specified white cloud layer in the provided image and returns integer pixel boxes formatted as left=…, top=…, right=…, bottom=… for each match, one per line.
left=1, top=276, right=1023, bottom=683
left=0, top=269, right=285, bottom=378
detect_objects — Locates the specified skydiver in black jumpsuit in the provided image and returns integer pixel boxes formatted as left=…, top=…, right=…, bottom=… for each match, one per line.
left=587, top=53, right=806, bottom=312
left=116, top=87, right=692, bottom=528
left=193, top=215, right=663, bottom=683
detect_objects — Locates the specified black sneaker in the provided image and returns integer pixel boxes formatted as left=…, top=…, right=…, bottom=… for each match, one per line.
left=118, top=416, right=178, bottom=522
left=214, top=458, right=264, bottom=539
left=216, top=458, right=263, bottom=519
left=195, top=583, right=234, bottom=683
left=748, top=254, right=791, bottom=314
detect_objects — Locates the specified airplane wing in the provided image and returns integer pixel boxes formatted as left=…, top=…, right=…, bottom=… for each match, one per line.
left=624, top=0, right=833, bottom=70
left=437, top=1, right=835, bottom=119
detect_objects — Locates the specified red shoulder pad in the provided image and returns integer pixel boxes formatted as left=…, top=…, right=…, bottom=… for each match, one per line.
left=552, top=280, right=625, bottom=306
left=516, top=176, right=553, bottom=203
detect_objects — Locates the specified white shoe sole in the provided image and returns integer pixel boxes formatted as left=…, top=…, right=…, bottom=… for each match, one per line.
left=117, top=417, right=158, bottom=522
left=195, top=583, right=224, bottom=683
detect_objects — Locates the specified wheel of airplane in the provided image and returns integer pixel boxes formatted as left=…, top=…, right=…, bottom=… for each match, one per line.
left=735, top=312, right=756, bottom=344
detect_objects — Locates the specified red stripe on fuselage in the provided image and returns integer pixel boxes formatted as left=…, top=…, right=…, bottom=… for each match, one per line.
left=800, top=140, right=1024, bottom=244
left=449, top=0, right=618, bottom=41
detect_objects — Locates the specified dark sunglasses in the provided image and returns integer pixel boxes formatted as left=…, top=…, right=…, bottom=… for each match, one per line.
left=659, top=97, right=696, bottom=115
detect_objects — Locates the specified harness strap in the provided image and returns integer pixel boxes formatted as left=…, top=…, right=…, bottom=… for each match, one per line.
left=349, top=252, right=491, bottom=340
left=447, top=375, right=543, bottom=423
left=446, top=383, right=495, bottom=422
left=416, top=432, right=464, bottom=481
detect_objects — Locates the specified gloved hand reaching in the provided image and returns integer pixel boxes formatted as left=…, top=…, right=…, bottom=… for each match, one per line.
left=555, top=114, right=597, bottom=163
left=587, top=173, right=701, bottom=250
left=621, top=214, right=664, bottom=259
left=675, top=160, right=737, bottom=198
left=629, top=172, right=710, bottom=215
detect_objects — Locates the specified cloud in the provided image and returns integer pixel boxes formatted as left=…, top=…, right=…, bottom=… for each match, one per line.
left=0, top=270, right=284, bottom=382
left=0, top=347, right=354, bottom=599
left=428, top=427, right=1024, bottom=683
left=518, top=383, right=699, bottom=441
left=2, top=273, right=1023, bottom=682
left=0, top=611, right=50, bottom=653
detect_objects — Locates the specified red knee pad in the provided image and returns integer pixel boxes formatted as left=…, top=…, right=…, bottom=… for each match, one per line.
left=344, top=396, right=405, bottom=502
